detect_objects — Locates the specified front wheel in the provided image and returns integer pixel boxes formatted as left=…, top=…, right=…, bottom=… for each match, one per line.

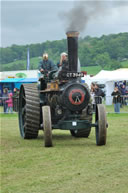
left=95, top=104, right=107, bottom=145
left=42, top=106, right=53, bottom=147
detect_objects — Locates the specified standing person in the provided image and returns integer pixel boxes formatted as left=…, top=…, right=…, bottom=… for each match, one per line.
left=13, top=88, right=19, bottom=97
left=38, top=53, right=56, bottom=73
left=94, top=84, right=105, bottom=104
left=13, top=88, right=19, bottom=112
left=119, top=84, right=126, bottom=106
left=6, top=93, right=13, bottom=113
left=2, top=88, right=8, bottom=113
left=111, top=87, right=121, bottom=113
left=90, top=83, right=96, bottom=111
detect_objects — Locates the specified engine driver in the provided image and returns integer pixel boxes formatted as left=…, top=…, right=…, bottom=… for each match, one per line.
left=38, top=53, right=56, bottom=73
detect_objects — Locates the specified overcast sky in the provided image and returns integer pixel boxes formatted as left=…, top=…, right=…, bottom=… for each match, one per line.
left=1, top=0, right=128, bottom=47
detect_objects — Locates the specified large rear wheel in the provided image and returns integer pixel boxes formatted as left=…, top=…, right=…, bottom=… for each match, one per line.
left=42, top=106, right=53, bottom=147
left=18, top=84, right=40, bottom=139
left=95, top=104, right=107, bottom=145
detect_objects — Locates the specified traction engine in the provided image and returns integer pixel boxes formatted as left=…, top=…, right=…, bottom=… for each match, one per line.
left=18, top=31, right=108, bottom=147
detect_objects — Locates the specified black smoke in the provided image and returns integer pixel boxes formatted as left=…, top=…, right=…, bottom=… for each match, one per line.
left=59, top=1, right=128, bottom=33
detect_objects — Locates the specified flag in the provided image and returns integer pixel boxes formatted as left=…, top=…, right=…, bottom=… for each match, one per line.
left=27, top=48, right=30, bottom=70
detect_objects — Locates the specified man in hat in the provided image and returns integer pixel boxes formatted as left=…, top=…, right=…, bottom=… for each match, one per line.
left=39, top=53, right=56, bottom=73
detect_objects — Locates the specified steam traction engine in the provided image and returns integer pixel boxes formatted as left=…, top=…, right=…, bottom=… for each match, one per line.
left=18, top=31, right=107, bottom=147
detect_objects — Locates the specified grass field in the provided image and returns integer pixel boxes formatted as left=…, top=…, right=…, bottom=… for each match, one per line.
left=1, top=109, right=128, bottom=193
left=81, top=65, right=102, bottom=75
left=1, top=104, right=128, bottom=114
left=81, top=60, right=128, bottom=75
left=121, top=60, right=128, bottom=68
left=2, top=57, right=41, bottom=72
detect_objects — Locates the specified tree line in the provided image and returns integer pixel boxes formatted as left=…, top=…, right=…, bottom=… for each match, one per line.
left=1, top=32, right=128, bottom=71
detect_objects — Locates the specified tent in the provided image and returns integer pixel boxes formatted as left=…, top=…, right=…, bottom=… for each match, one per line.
left=0, top=78, right=38, bottom=93
left=0, top=78, right=24, bottom=93
left=0, top=78, right=24, bottom=83
left=15, top=78, right=38, bottom=89
left=90, top=68, right=128, bottom=83
left=0, top=70, right=38, bottom=80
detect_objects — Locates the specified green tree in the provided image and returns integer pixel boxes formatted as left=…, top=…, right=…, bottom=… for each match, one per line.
left=109, top=59, right=122, bottom=70
left=1, top=32, right=128, bottom=71
left=94, top=52, right=111, bottom=69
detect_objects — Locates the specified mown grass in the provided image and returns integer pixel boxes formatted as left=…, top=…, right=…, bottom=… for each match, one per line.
left=105, top=104, right=128, bottom=114
left=1, top=110, right=128, bottom=193
left=81, top=60, right=128, bottom=75
left=81, top=66, right=102, bottom=75
left=1, top=104, right=127, bottom=115
left=2, top=57, right=40, bottom=71
left=121, top=60, right=128, bottom=68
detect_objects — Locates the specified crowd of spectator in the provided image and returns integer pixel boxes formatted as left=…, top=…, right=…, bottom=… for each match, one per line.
left=90, top=81, right=128, bottom=113
left=0, top=87, right=19, bottom=114
left=111, top=82, right=128, bottom=113
left=1, top=88, right=13, bottom=113
left=118, top=83, right=128, bottom=106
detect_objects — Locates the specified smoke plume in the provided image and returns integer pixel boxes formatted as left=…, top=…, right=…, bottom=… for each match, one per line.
left=59, top=1, right=127, bottom=33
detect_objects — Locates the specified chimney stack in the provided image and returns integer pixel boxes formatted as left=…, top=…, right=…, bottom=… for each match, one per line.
left=66, top=31, right=79, bottom=72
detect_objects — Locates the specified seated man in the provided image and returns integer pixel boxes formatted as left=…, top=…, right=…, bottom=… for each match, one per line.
left=38, top=53, right=57, bottom=89
left=39, top=53, right=56, bottom=73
